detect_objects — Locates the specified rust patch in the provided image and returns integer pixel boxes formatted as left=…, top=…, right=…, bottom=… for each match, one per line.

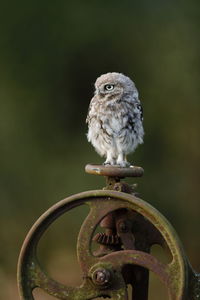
left=17, top=164, right=199, bottom=299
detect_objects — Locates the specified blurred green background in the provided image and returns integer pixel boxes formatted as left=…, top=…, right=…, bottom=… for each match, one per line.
left=0, top=0, right=200, bottom=298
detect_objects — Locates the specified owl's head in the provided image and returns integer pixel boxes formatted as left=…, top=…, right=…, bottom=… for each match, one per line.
left=94, top=72, right=138, bottom=100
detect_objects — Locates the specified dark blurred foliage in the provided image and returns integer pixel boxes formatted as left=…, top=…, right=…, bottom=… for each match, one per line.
left=0, top=0, right=200, bottom=298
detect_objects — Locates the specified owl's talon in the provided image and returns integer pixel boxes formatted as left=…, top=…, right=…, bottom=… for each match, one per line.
left=116, top=161, right=131, bottom=168
left=103, top=160, right=116, bottom=166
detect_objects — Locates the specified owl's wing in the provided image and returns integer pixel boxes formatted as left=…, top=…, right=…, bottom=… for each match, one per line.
left=125, top=101, right=143, bottom=132
left=86, top=97, right=95, bottom=124
left=137, top=102, right=143, bottom=121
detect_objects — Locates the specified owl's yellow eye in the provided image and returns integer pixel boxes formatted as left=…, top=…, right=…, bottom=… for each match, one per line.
left=104, top=84, right=114, bottom=91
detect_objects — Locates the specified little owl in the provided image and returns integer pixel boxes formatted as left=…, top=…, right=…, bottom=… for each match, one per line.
left=86, top=72, right=144, bottom=167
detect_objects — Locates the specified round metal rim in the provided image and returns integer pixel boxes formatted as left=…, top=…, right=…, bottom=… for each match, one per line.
left=17, top=190, right=188, bottom=299
left=85, top=164, right=144, bottom=177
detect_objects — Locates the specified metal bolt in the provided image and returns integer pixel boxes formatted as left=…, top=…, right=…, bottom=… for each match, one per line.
left=92, top=268, right=111, bottom=286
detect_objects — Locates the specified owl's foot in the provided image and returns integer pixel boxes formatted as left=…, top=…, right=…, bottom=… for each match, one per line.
left=103, top=159, right=116, bottom=166
left=116, top=154, right=130, bottom=167
left=104, top=151, right=116, bottom=166
left=116, top=160, right=131, bottom=168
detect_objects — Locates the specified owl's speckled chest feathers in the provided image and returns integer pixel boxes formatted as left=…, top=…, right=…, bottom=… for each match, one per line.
left=93, top=97, right=134, bottom=134
left=87, top=94, right=143, bottom=157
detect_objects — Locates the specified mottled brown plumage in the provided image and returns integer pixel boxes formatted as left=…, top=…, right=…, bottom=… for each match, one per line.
left=86, top=72, right=144, bottom=167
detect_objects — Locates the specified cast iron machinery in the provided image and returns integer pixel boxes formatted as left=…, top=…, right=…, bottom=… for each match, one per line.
left=17, top=164, right=200, bottom=299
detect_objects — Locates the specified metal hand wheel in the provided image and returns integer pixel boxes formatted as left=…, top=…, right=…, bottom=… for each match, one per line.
left=17, top=165, right=199, bottom=299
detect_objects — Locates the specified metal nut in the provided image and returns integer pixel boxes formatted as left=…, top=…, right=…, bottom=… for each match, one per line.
left=92, top=268, right=111, bottom=286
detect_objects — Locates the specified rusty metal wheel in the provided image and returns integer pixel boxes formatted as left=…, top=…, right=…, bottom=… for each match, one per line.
left=17, top=190, right=192, bottom=300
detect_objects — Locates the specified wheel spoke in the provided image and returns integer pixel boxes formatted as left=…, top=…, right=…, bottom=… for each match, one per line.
left=109, top=288, right=128, bottom=300
left=77, top=198, right=125, bottom=272
left=77, top=204, right=99, bottom=272
left=100, top=250, right=169, bottom=284
left=18, top=254, right=77, bottom=299
left=100, top=250, right=186, bottom=299
left=19, top=255, right=105, bottom=300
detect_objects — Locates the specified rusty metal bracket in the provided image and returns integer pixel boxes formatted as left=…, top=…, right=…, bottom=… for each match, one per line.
left=17, top=164, right=200, bottom=299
